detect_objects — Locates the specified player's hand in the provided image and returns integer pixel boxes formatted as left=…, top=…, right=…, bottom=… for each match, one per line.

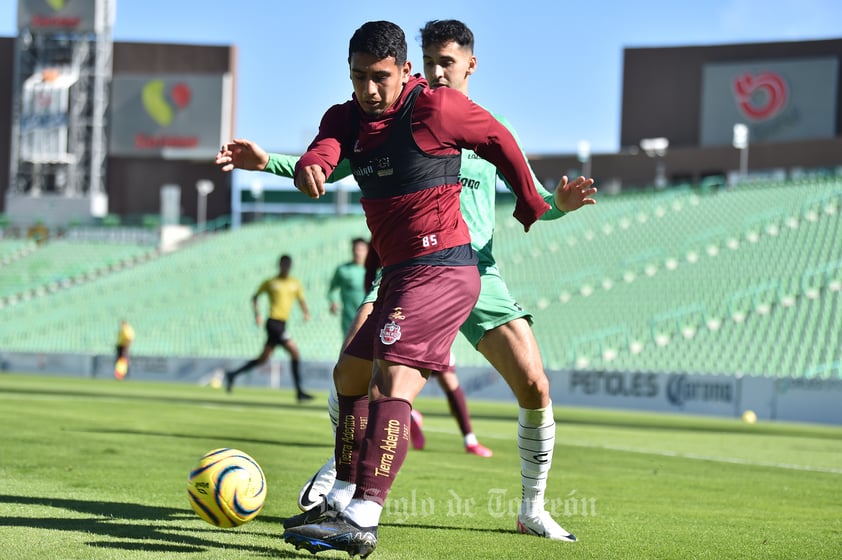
left=329, top=302, right=339, bottom=315
left=254, top=312, right=263, bottom=327
left=554, top=175, right=597, bottom=212
left=294, top=165, right=327, bottom=199
left=216, top=138, right=270, bottom=172
left=303, top=311, right=311, bottom=322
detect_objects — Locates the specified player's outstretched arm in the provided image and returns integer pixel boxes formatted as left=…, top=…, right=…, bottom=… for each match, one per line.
left=251, top=293, right=263, bottom=326
left=491, top=114, right=559, bottom=221
left=260, top=153, right=352, bottom=182
left=553, top=176, right=597, bottom=213
left=216, top=139, right=270, bottom=172
left=328, top=269, right=342, bottom=315
left=300, top=300, right=311, bottom=322
left=295, top=164, right=327, bottom=199
left=218, top=138, right=355, bottom=183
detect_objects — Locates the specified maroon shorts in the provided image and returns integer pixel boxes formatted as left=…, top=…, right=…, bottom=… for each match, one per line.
left=344, top=265, right=479, bottom=372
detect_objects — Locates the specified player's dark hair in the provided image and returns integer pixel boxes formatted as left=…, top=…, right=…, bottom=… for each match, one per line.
left=351, top=237, right=367, bottom=246
left=349, top=20, right=407, bottom=66
left=279, top=255, right=292, bottom=266
left=419, top=19, right=475, bottom=52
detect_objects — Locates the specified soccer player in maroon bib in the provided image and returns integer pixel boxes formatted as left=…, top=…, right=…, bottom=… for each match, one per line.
left=284, top=20, right=549, bottom=557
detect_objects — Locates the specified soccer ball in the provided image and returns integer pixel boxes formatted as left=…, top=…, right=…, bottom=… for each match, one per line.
left=187, top=448, right=267, bottom=527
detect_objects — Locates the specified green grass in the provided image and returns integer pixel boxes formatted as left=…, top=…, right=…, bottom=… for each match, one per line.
left=1, top=373, right=840, bottom=559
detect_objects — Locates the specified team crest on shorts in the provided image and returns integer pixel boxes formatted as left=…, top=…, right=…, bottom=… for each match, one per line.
left=380, top=320, right=401, bottom=345
left=388, top=307, right=406, bottom=320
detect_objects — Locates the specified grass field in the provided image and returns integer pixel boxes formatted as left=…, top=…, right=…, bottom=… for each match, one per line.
left=1, top=373, right=840, bottom=559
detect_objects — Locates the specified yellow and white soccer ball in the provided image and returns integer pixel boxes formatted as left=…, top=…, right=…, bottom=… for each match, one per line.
left=187, top=448, right=267, bottom=527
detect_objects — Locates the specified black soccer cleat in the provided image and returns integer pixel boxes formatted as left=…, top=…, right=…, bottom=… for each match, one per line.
left=283, top=512, right=378, bottom=558
left=283, top=498, right=336, bottom=529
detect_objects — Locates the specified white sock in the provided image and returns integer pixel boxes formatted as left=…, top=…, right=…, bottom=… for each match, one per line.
left=326, top=479, right=356, bottom=511
left=328, top=384, right=339, bottom=434
left=518, top=401, right=555, bottom=517
left=464, top=432, right=478, bottom=446
left=343, top=498, right=383, bottom=527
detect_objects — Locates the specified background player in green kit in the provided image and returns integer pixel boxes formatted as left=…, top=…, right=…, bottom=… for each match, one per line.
left=328, top=237, right=369, bottom=335
left=216, top=19, right=596, bottom=543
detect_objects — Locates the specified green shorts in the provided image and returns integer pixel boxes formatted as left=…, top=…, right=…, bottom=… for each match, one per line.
left=360, top=265, right=532, bottom=348
left=361, top=271, right=380, bottom=305
left=460, top=265, right=533, bottom=348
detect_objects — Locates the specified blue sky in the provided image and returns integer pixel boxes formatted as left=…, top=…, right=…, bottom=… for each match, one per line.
left=2, top=0, right=841, bottom=158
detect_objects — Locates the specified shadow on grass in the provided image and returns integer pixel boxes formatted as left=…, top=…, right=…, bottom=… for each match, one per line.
left=70, top=427, right=333, bottom=450
left=0, top=494, right=310, bottom=558
left=380, top=521, right=513, bottom=535
left=0, top=385, right=321, bottom=414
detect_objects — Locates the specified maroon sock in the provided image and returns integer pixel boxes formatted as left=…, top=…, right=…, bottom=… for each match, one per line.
left=335, top=394, right=369, bottom=483
left=353, top=397, right=411, bottom=505
left=446, top=386, right=473, bottom=436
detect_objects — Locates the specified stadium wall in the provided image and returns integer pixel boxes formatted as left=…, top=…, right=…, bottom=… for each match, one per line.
left=3, top=36, right=842, bottom=219
left=528, top=137, right=842, bottom=192
left=530, top=38, right=842, bottom=190
left=620, top=38, right=842, bottom=149
left=2, top=350, right=840, bottom=426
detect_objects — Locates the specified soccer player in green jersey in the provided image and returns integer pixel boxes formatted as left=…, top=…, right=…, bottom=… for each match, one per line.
left=217, top=19, right=596, bottom=546
left=328, top=237, right=369, bottom=335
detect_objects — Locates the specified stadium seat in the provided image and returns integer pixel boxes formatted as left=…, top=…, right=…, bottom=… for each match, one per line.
left=1, top=178, right=841, bottom=381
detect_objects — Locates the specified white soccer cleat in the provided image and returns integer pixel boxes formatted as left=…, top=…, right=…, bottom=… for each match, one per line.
left=297, top=456, right=337, bottom=512
left=409, top=409, right=425, bottom=450
left=517, top=510, right=577, bottom=542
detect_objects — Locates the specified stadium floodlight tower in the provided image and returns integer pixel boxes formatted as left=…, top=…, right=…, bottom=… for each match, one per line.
left=577, top=140, right=591, bottom=179
left=732, top=123, right=750, bottom=182
left=640, top=137, right=669, bottom=189
left=7, top=0, right=115, bottom=229
left=195, top=179, right=214, bottom=231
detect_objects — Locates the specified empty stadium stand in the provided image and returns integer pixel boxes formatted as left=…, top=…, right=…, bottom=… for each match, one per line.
left=0, top=176, right=840, bottom=379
